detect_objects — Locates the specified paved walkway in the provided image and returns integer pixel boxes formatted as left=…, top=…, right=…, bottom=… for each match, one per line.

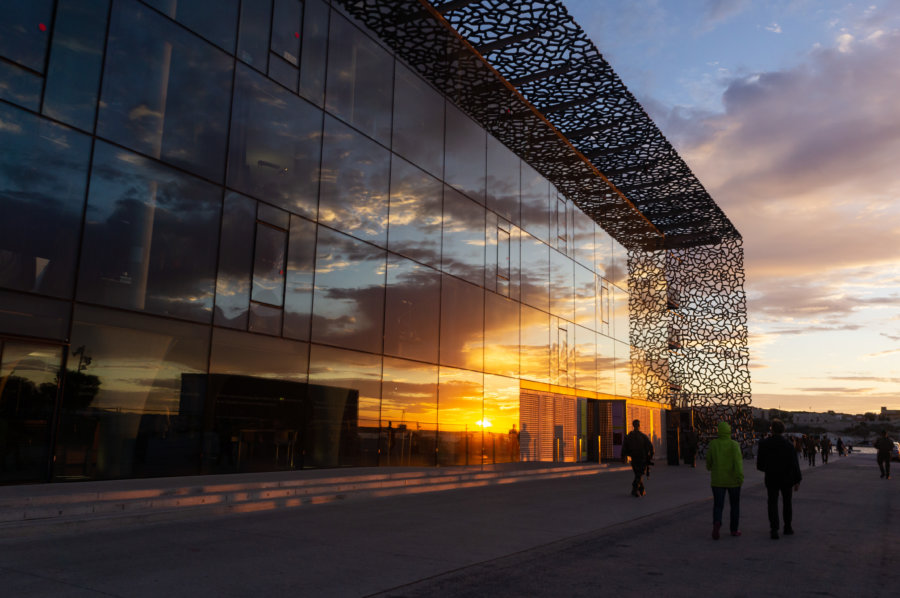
left=0, top=451, right=895, bottom=597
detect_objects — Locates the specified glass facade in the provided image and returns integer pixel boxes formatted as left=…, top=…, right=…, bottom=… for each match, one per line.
left=0, top=0, right=644, bottom=483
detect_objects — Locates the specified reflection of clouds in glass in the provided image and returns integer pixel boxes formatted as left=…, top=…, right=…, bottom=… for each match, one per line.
left=438, top=366, right=483, bottom=431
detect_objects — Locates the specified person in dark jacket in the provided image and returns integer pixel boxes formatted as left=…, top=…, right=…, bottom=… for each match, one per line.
left=873, top=429, right=894, bottom=479
left=757, top=419, right=802, bottom=539
left=622, top=419, right=654, bottom=497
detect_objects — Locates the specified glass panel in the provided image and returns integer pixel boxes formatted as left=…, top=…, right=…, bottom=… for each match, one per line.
left=0, top=0, right=53, bottom=71
left=299, top=0, right=329, bottom=107
left=383, top=255, right=440, bottom=364
left=439, top=275, right=483, bottom=372
left=237, top=0, right=271, bottom=70
left=98, top=0, right=234, bottom=182
left=573, top=209, right=595, bottom=268
left=251, top=223, right=287, bottom=306
left=318, top=116, right=390, bottom=245
left=484, top=291, right=519, bottom=378
left=520, top=304, right=549, bottom=384
left=0, top=59, right=42, bottom=110
left=387, top=156, right=442, bottom=269
left=612, top=285, right=630, bottom=344
left=210, top=328, right=308, bottom=381
left=595, top=223, right=613, bottom=280
left=597, top=333, right=615, bottom=395
left=43, top=0, right=110, bottom=131
left=574, top=263, right=596, bottom=331
left=498, top=223, right=511, bottom=295
left=249, top=302, right=282, bottom=336
left=270, top=0, right=302, bottom=67
left=143, top=0, right=239, bottom=52
left=227, top=63, right=322, bottom=218
left=555, top=194, right=568, bottom=253
left=214, top=192, right=255, bottom=329
left=444, top=103, right=486, bottom=204
left=485, top=211, right=497, bottom=294
left=552, top=319, right=573, bottom=388
left=509, top=225, right=522, bottom=302
left=325, top=13, right=393, bottom=145
left=392, top=62, right=444, bottom=178
left=441, top=185, right=485, bottom=286
left=483, top=373, right=519, bottom=464
left=77, top=141, right=221, bottom=323
left=599, top=279, right=610, bottom=336
left=520, top=162, right=550, bottom=243
left=0, top=104, right=91, bottom=298
left=311, top=227, right=386, bottom=354
left=0, top=341, right=61, bottom=483
left=0, top=290, right=70, bottom=341
left=54, top=306, right=209, bottom=480
left=520, top=232, right=549, bottom=312
left=549, top=249, right=574, bottom=322
left=268, top=54, right=299, bottom=90
left=437, top=366, right=482, bottom=466
left=307, top=344, right=382, bottom=467
left=614, top=340, right=631, bottom=397
left=486, top=135, right=520, bottom=225
left=283, top=215, right=316, bottom=341
left=610, top=238, right=629, bottom=289
left=574, top=325, right=596, bottom=393
left=380, top=356, right=437, bottom=467
left=258, top=202, right=290, bottom=229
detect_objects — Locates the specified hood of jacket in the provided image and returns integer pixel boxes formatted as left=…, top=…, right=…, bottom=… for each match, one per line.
left=717, top=421, right=732, bottom=438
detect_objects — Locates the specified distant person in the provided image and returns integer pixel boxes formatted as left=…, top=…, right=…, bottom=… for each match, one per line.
left=508, top=424, right=520, bottom=462
left=873, top=430, right=894, bottom=479
left=757, top=419, right=802, bottom=539
left=804, top=435, right=817, bottom=467
left=682, top=428, right=699, bottom=468
left=518, top=423, right=531, bottom=462
left=836, top=437, right=845, bottom=457
left=622, top=419, right=654, bottom=497
left=706, top=421, right=744, bottom=539
left=820, top=436, right=832, bottom=464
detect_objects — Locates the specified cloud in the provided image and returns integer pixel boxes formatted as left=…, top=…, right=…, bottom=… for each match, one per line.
left=865, top=348, right=900, bottom=359
left=765, top=23, right=783, bottom=33
left=701, top=0, right=749, bottom=28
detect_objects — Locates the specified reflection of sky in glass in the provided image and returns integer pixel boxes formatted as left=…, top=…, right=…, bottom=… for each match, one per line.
left=614, top=340, right=631, bottom=397
left=484, top=291, right=519, bottom=378
left=574, top=325, right=596, bottom=392
left=444, top=103, right=485, bottom=204
left=520, top=162, right=550, bottom=244
left=483, top=373, right=519, bottom=435
left=597, top=334, right=616, bottom=395
left=612, top=285, right=630, bottom=344
left=520, top=232, right=549, bottom=312
left=384, top=255, right=440, bottom=363
left=440, top=275, right=484, bottom=371
left=486, top=135, right=520, bottom=225
left=392, top=62, right=444, bottom=179
left=573, top=264, right=596, bottom=330
left=388, top=156, right=442, bottom=268
left=438, top=366, right=483, bottom=432
left=442, top=185, right=485, bottom=286
left=520, top=304, right=549, bottom=384
left=549, top=249, right=574, bottom=321
left=381, top=356, right=437, bottom=430
left=209, top=327, right=308, bottom=382
left=308, top=344, right=381, bottom=423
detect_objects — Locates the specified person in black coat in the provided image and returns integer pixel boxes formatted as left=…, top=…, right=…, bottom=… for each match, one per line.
left=756, top=419, right=802, bottom=539
left=622, top=419, right=654, bottom=497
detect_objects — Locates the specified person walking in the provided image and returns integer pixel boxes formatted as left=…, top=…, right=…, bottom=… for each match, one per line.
left=873, top=429, right=894, bottom=479
left=682, top=428, right=699, bottom=468
left=820, top=436, right=832, bottom=464
left=757, top=419, right=802, bottom=539
left=706, top=421, right=744, bottom=539
left=622, top=419, right=654, bottom=497
left=804, top=434, right=817, bottom=467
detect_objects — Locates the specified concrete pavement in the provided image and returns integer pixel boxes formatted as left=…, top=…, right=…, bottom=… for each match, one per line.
left=0, top=451, right=895, bottom=597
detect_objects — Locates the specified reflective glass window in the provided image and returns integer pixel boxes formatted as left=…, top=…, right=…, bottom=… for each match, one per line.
left=486, top=135, right=520, bottom=225
left=0, top=104, right=91, bottom=299
left=483, top=374, right=519, bottom=464
left=319, top=116, right=390, bottom=245
left=299, top=0, right=329, bottom=107
left=0, top=290, right=70, bottom=341
left=595, top=224, right=613, bottom=280
left=0, top=0, right=53, bottom=71
left=283, top=215, right=316, bottom=341
left=549, top=249, right=575, bottom=322
left=439, top=275, right=484, bottom=372
left=0, top=340, right=62, bottom=483
left=210, top=328, right=308, bottom=383
left=55, top=306, right=209, bottom=480
left=258, top=202, right=290, bottom=229
left=614, top=340, right=631, bottom=397
left=269, top=54, right=299, bottom=91
left=97, top=0, right=233, bottom=182
left=270, top=0, right=302, bottom=66
left=381, top=356, right=437, bottom=467
left=252, top=223, right=288, bottom=306
left=214, top=192, right=255, bottom=329
left=0, top=59, right=42, bottom=111
left=574, top=263, right=596, bottom=331
left=444, top=104, right=486, bottom=204
left=392, top=62, right=444, bottom=178
left=509, top=225, right=522, bottom=302
left=520, top=232, right=549, bottom=312
left=383, top=255, right=440, bottom=364
left=612, top=285, right=630, bottom=344
left=555, top=194, right=568, bottom=253
left=237, top=0, right=271, bottom=70
left=484, top=291, right=519, bottom=378
left=249, top=298, right=283, bottom=336
left=441, top=186, right=485, bottom=286
left=307, top=345, right=382, bottom=467
left=387, top=156, right=442, bottom=269
left=552, top=319, right=574, bottom=388
left=599, top=280, right=611, bottom=337
left=311, top=227, right=386, bottom=354
left=520, top=304, right=549, bottom=384
left=597, top=333, right=615, bottom=395
left=485, top=212, right=497, bottom=294
left=144, top=0, right=239, bottom=52
left=43, top=0, right=110, bottom=131
left=573, top=210, right=595, bottom=269
left=610, top=238, right=629, bottom=289
left=77, top=142, right=221, bottom=323
left=574, top=325, right=596, bottom=393
left=520, top=162, right=550, bottom=243
left=325, top=13, right=393, bottom=146
left=227, top=64, right=322, bottom=218
left=437, top=366, right=483, bottom=466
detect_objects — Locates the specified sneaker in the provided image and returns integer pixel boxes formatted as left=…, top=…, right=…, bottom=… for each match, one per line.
left=770, top=530, right=779, bottom=540
left=730, top=530, right=742, bottom=537
left=783, top=527, right=794, bottom=535
left=712, top=522, right=721, bottom=540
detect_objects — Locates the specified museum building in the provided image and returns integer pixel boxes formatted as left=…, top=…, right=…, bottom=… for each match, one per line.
left=0, top=0, right=750, bottom=484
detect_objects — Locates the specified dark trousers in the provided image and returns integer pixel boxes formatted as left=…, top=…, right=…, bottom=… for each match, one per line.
left=630, top=462, right=646, bottom=493
left=766, top=483, right=794, bottom=531
left=711, top=486, right=741, bottom=533
left=877, top=453, right=891, bottom=477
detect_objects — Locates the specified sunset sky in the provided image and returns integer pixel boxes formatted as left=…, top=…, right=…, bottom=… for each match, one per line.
left=566, top=0, right=900, bottom=414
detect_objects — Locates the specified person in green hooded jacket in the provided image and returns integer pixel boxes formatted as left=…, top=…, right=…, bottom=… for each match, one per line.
left=706, top=421, right=744, bottom=539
